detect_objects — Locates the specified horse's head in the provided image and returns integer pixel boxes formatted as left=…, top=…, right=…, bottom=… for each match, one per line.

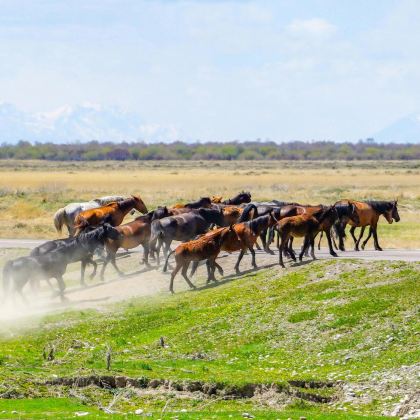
left=103, top=223, right=122, bottom=240
left=211, top=195, right=223, bottom=203
left=392, top=200, right=400, bottom=223
left=132, top=195, right=148, bottom=214
left=238, top=191, right=252, bottom=204
left=153, top=206, right=170, bottom=220
left=200, top=197, right=212, bottom=208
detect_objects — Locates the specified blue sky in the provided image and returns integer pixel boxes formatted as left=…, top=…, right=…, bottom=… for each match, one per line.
left=1, top=0, right=419, bottom=142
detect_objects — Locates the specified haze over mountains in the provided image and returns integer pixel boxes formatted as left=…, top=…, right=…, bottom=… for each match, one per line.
left=0, top=103, right=179, bottom=143
left=0, top=103, right=419, bottom=144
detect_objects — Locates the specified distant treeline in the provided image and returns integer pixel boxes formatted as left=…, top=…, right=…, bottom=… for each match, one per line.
left=0, top=140, right=419, bottom=160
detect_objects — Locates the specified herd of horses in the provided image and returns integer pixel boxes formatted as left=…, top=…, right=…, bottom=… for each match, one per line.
left=3, top=191, right=400, bottom=299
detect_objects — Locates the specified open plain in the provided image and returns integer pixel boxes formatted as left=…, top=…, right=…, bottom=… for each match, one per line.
left=0, top=160, right=419, bottom=419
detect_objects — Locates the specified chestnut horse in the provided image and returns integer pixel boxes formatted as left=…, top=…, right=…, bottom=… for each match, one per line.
left=74, top=196, right=148, bottom=234
left=336, top=200, right=400, bottom=251
left=190, top=210, right=277, bottom=276
left=100, top=208, right=169, bottom=279
left=163, top=226, right=235, bottom=293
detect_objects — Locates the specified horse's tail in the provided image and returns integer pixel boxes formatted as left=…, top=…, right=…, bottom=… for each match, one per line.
left=74, top=215, right=89, bottom=236
left=238, top=203, right=258, bottom=222
left=53, top=208, right=66, bottom=233
left=149, top=221, right=163, bottom=253
left=163, top=249, right=176, bottom=272
left=333, top=221, right=345, bottom=240
left=2, top=261, right=12, bottom=300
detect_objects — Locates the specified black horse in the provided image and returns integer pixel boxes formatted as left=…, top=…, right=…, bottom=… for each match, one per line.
left=223, top=191, right=251, bottom=205
left=149, top=208, right=227, bottom=265
left=4, top=224, right=121, bottom=301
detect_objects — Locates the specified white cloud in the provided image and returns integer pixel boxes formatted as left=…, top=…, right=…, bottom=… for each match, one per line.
left=287, top=18, right=337, bottom=38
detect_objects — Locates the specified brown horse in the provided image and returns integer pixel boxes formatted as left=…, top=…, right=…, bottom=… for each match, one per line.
left=275, top=206, right=338, bottom=267
left=337, top=200, right=400, bottom=251
left=190, top=211, right=277, bottom=275
left=74, top=196, right=148, bottom=234
left=163, top=226, right=234, bottom=293
left=100, top=208, right=169, bottom=280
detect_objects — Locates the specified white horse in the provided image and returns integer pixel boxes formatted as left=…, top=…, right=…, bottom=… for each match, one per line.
left=53, top=196, right=130, bottom=237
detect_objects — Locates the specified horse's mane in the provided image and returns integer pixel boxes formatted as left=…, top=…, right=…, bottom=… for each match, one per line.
left=335, top=203, right=352, bottom=218
left=94, top=196, right=126, bottom=205
left=77, top=225, right=112, bottom=243
left=365, top=200, right=394, bottom=213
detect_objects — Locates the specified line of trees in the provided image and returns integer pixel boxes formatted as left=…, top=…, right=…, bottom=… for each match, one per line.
left=0, top=140, right=418, bottom=160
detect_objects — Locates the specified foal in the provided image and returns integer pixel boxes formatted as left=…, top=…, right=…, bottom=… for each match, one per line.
left=163, top=226, right=234, bottom=293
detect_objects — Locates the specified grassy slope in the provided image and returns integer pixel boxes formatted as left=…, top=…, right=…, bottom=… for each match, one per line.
left=0, top=260, right=418, bottom=418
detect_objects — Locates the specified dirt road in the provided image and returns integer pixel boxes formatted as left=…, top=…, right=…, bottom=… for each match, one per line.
left=1, top=239, right=419, bottom=319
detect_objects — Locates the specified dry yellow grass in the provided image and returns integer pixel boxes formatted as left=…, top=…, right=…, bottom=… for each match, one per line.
left=0, top=160, right=419, bottom=247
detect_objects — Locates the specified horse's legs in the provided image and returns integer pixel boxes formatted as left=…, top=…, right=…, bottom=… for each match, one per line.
left=110, top=253, right=124, bottom=277
left=207, top=257, right=218, bottom=283
left=259, top=229, right=267, bottom=251
left=299, top=236, right=309, bottom=261
left=332, top=233, right=339, bottom=250
left=89, top=257, right=97, bottom=280
left=349, top=226, right=358, bottom=250
left=181, top=263, right=196, bottom=290
left=318, top=231, right=323, bottom=250
left=169, top=263, right=182, bottom=294
left=372, top=225, right=382, bottom=251
left=361, top=227, right=373, bottom=250
left=279, top=236, right=288, bottom=267
left=355, top=226, right=365, bottom=251
left=55, top=276, right=66, bottom=301
left=326, top=229, right=338, bottom=257
left=142, top=243, right=151, bottom=267
left=100, top=253, right=111, bottom=281
left=80, top=260, right=87, bottom=286
left=214, top=261, right=223, bottom=276
left=234, top=249, right=246, bottom=274
left=190, top=261, right=200, bottom=277
left=310, top=236, right=316, bottom=260
left=338, top=222, right=346, bottom=251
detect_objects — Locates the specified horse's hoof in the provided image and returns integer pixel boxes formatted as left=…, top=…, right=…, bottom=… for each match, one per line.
left=376, top=248, right=383, bottom=251
left=331, top=252, right=338, bottom=257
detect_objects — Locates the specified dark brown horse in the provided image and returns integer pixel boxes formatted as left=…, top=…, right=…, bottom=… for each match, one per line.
left=74, top=196, right=148, bottom=234
left=172, top=197, right=212, bottom=209
left=275, top=206, right=338, bottom=267
left=336, top=200, right=400, bottom=251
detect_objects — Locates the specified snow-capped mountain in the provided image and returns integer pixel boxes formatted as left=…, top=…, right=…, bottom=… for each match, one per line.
left=373, top=114, right=420, bottom=143
left=0, top=103, right=179, bottom=143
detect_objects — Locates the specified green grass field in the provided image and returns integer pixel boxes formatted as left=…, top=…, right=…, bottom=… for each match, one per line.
left=1, top=260, right=418, bottom=418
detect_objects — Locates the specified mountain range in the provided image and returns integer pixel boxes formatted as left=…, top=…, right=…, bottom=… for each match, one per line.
left=0, top=103, right=179, bottom=143
left=0, top=103, right=419, bottom=143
